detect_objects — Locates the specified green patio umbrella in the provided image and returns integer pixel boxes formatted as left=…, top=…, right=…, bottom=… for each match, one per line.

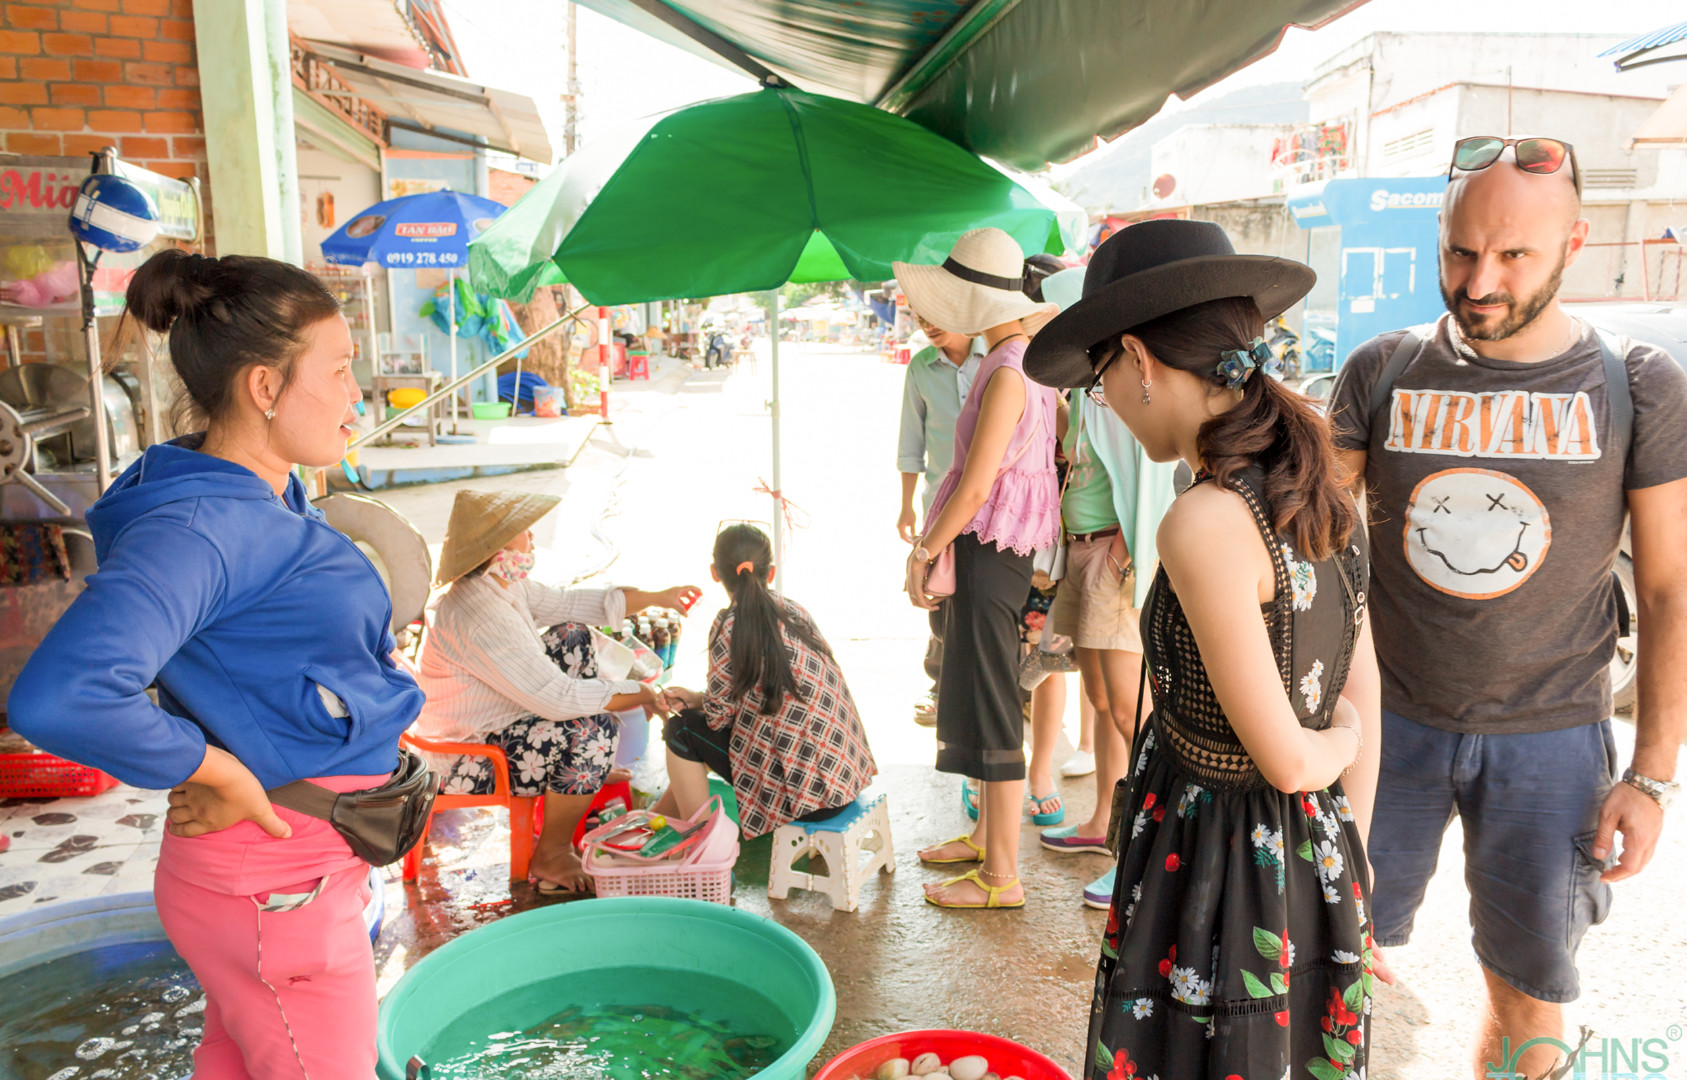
left=469, top=85, right=1075, bottom=305
left=469, top=85, right=1075, bottom=586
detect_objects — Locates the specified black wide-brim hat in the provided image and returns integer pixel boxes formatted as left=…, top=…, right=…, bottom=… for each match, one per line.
left=1024, top=219, right=1317, bottom=389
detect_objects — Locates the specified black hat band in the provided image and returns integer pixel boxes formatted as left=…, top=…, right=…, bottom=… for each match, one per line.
left=942, top=257, right=1027, bottom=293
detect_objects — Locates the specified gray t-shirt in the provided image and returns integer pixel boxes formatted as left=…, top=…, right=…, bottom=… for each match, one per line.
left=1329, top=313, right=1687, bottom=733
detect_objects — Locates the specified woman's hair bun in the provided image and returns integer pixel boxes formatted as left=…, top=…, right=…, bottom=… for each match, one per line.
left=124, top=248, right=216, bottom=333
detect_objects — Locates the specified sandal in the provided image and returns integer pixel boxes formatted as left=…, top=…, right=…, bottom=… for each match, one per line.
left=917, top=833, right=985, bottom=865
left=1026, top=790, right=1065, bottom=826
left=924, top=869, right=1024, bottom=909
left=961, top=778, right=980, bottom=822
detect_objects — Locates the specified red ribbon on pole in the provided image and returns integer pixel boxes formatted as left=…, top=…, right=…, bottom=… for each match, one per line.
left=753, top=477, right=811, bottom=539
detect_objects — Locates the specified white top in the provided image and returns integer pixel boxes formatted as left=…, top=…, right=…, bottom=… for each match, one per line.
left=414, top=574, right=639, bottom=745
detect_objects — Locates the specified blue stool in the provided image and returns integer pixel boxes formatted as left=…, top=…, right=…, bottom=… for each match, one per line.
left=767, top=792, right=894, bottom=911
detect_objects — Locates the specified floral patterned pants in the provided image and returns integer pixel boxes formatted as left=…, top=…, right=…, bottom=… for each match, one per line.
left=440, top=623, right=620, bottom=797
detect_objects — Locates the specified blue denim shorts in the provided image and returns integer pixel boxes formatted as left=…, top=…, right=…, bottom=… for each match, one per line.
left=1367, top=710, right=1618, bottom=1003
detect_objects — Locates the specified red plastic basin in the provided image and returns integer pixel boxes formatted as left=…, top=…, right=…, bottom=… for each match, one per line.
left=812, top=1029, right=1073, bottom=1080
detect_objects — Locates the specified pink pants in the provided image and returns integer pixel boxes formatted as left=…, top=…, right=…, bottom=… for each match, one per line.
left=154, top=864, right=375, bottom=1078
left=152, top=775, right=383, bottom=1079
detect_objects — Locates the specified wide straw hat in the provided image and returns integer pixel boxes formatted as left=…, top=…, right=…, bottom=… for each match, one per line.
left=1024, top=219, right=1316, bottom=389
left=892, top=227, right=1051, bottom=337
left=434, top=489, right=561, bottom=587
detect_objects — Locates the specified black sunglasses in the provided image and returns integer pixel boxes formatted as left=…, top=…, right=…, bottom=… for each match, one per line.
left=1448, top=136, right=1581, bottom=197
left=1086, top=348, right=1119, bottom=407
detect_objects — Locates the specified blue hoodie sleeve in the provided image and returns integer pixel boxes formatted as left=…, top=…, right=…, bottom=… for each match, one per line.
left=7, top=517, right=225, bottom=789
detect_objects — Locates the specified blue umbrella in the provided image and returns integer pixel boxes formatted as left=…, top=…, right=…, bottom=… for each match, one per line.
left=323, top=190, right=508, bottom=431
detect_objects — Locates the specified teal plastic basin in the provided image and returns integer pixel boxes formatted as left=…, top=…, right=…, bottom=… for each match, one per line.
left=376, top=897, right=835, bottom=1080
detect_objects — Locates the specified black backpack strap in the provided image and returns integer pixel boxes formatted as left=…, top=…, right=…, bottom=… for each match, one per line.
left=1594, top=327, right=1633, bottom=480
left=1366, top=325, right=1431, bottom=437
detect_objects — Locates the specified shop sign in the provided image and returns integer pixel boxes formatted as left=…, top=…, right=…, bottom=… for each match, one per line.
left=393, top=222, right=458, bottom=238
left=0, top=166, right=85, bottom=214
left=110, top=159, right=200, bottom=241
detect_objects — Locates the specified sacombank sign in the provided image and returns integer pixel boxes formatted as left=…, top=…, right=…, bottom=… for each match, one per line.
left=1370, top=189, right=1444, bottom=212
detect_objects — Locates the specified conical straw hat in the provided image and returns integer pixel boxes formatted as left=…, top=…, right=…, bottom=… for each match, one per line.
left=434, top=489, right=561, bottom=587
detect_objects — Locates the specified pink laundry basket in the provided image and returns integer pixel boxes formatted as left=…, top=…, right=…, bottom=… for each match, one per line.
left=582, top=797, right=740, bottom=904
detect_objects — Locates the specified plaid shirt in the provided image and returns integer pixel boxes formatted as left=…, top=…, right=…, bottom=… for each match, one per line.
left=703, top=599, right=876, bottom=838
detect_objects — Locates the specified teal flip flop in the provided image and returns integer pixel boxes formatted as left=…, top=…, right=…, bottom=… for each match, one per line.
left=1027, top=790, right=1065, bottom=826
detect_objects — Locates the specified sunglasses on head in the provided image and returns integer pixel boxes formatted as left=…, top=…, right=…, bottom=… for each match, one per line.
left=1448, top=136, right=1581, bottom=196
left=716, top=518, right=771, bottom=536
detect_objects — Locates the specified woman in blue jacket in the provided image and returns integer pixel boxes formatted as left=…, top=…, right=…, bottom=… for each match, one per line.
left=8, top=249, right=418, bottom=1078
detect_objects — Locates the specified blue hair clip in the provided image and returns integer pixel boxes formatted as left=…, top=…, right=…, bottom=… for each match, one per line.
left=1216, top=338, right=1280, bottom=390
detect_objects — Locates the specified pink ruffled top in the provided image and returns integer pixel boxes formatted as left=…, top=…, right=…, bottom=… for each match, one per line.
left=927, top=337, right=1061, bottom=556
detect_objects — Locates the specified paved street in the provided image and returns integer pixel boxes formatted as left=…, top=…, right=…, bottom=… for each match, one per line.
left=374, top=340, right=1687, bottom=1078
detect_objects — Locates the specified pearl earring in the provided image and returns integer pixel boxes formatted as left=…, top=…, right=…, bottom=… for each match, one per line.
left=1140, top=378, right=1152, bottom=405
left=264, top=409, right=275, bottom=420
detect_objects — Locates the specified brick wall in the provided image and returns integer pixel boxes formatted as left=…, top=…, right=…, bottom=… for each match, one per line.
left=0, top=0, right=208, bottom=240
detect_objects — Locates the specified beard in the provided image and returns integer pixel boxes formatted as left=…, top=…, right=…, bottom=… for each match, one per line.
left=1440, top=251, right=1567, bottom=341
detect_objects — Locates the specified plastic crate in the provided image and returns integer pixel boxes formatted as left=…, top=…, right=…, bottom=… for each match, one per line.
left=582, top=804, right=739, bottom=904
left=0, top=751, right=119, bottom=798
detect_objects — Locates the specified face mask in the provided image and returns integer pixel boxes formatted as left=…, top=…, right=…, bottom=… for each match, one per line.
left=486, top=548, right=535, bottom=585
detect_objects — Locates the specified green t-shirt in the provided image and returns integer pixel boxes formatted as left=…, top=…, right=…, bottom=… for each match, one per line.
left=1061, top=411, right=1118, bottom=535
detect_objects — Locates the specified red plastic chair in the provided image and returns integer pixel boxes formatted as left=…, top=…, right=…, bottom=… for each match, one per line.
left=400, top=730, right=539, bottom=882
left=626, top=352, right=650, bottom=381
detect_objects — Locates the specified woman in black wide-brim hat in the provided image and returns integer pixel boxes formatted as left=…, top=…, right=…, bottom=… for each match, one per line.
left=1024, top=219, right=1393, bottom=1079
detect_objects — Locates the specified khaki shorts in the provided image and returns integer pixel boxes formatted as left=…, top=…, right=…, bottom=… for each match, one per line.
left=1049, top=532, right=1143, bottom=653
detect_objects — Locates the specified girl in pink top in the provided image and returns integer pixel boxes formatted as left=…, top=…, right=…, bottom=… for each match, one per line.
left=896, top=228, right=1060, bottom=909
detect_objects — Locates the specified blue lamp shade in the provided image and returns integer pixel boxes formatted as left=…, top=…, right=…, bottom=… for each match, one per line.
left=68, top=174, right=160, bottom=253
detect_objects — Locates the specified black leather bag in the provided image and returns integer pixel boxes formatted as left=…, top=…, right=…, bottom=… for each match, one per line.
left=266, top=747, right=438, bottom=866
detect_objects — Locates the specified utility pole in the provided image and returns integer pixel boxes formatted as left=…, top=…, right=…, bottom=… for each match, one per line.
left=562, top=2, right=581, bottom=157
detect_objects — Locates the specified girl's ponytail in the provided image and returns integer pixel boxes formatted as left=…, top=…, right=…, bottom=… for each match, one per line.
left=712, top=525, right=831, bottom=714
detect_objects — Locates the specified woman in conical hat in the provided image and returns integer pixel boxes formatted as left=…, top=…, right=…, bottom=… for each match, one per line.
left=415, top=487, right=700, bottom=894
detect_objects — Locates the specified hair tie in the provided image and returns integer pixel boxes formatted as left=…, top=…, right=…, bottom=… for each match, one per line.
left=736, top=561, right=755, bottom=576
left=1216, top=338, right=1281, bottom=390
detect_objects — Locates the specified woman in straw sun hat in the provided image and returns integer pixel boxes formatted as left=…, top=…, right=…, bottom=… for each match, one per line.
left=897, top=227, right=1061, bottom=910
left=1023, top=219, right=1389, bottom=1077
left=414, top=488, right=700, bottom=894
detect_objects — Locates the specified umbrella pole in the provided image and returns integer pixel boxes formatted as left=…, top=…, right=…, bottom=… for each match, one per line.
left=769, top=289, right=784, bottom=596
left=448, top=268, right=460, bottom=433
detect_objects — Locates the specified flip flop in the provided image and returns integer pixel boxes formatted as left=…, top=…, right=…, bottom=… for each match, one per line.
left=533, top=874, right=594, bottom=896
left=961, top=778, right=980, bottom=821
left=1026, top=790, right=1065, bottom=826
left=917, top=833, right=985, bottom=865
left=924, top=869, right=1024, bottom=909
left=1040, top=824, right=1110, bottom=855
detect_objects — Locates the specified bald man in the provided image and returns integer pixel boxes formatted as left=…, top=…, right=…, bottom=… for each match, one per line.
left=1329, top=143, right=1687, bottom=1079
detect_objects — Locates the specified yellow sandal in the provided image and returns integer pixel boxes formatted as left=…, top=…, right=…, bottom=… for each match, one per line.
left=924, top=869, right=1024, bottom=909
left=917, top=834, right=985, bottom=865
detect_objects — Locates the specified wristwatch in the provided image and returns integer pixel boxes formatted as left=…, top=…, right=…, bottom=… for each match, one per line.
left=1621, top=768, right=1679, bottom=810
left=912, top=544, right=935, bottom=564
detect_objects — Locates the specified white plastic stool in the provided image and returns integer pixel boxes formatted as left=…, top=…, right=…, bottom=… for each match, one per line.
left=767, top=792, right=893, bottom=911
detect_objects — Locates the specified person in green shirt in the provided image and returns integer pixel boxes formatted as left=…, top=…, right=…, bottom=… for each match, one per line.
left=1035, top=268, right=1179, bottom=909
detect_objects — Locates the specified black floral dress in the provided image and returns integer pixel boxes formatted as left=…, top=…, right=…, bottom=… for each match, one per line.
left=1089, top=469, right=1378, bottom=1080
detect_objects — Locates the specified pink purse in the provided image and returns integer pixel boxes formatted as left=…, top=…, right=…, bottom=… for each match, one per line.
left=923, top=398, right=1045, bottom=599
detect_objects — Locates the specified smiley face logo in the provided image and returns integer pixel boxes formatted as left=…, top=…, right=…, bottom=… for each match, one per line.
left=1404, top=467, right=1551, bottom=600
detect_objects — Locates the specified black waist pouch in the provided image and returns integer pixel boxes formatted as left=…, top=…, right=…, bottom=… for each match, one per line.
left=265, top=747, right=438, bottom=865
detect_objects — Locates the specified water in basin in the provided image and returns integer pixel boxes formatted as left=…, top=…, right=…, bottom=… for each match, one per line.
left=1, top=940, right=203, bottom=1080
left=424, top=966, right=799, bottom=1080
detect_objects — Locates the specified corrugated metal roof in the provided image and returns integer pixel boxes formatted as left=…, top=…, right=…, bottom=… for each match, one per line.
left=1600, top=21, right=1687, bottom=58
left=1598, top=20, right=1687, bottom=70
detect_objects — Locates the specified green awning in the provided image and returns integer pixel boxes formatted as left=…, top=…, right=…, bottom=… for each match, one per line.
left=574, top=0, right=1369, bottom=170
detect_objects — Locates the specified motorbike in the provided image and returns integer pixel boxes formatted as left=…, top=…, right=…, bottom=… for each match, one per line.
left=1266, top=316, right=1302, bottom=382
left=704, top=330, right=732, bottom=370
